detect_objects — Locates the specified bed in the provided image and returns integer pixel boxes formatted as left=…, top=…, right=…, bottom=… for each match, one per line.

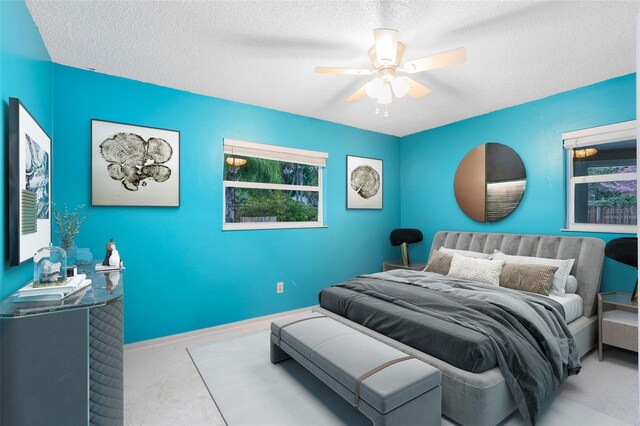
left=313, top=231, right=605, bottom=425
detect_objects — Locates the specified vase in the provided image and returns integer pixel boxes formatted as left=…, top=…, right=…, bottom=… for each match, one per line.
left=63, top=242, right=78, bottom=266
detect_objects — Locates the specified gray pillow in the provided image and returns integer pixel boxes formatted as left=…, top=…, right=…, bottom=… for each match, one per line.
left=499, top=263, right=559, bottom=296
left=565, top=275, right=578, bottom=294
left=424, top=251, right=453, bottom=275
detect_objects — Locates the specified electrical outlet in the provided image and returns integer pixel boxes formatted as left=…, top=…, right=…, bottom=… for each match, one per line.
left=277, top=281, right=284, bottom=293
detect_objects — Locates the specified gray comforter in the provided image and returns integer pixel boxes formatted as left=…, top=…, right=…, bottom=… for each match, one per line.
left=318, top=270, right=581, bottom=425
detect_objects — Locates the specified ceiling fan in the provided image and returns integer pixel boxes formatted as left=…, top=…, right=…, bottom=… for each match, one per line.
left=315, top=28, right=466, bottom=115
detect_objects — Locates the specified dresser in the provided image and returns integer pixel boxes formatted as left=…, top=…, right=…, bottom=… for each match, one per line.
left=0, top=263, right=124, bottom=425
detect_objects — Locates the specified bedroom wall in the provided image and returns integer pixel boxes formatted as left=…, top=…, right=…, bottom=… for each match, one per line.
left=400, top=73, right=637, bottom=293
left=0, top=1, right=53, bottom=298
left=51, top=64, right=401, bottom=343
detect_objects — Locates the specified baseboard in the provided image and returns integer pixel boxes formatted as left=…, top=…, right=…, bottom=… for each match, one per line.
left=124, top=305, right=316, bottom=352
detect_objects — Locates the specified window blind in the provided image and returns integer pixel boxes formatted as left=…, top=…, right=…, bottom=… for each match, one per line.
left=224, top=138, right=328, bottom=166
left=562, top=120, right=636, bottom=149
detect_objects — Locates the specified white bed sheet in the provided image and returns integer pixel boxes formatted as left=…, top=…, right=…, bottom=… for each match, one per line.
left=546, top=293, right=583, bottom=323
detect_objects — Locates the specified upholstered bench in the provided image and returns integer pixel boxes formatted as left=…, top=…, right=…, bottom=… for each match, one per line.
left=270, top=313, right=441, bottom=426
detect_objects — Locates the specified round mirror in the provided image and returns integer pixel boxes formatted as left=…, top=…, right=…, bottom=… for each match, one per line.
left=454, top=143, right=526, bottom=222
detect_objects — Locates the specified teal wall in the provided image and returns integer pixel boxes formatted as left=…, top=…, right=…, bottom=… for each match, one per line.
left=1, top=1, right=637, bottom=345
left=400, top=74, right=637, bottom=293
left=52, top=65, right=401, bottom=343
left=0, top=0, right=53, bottom=298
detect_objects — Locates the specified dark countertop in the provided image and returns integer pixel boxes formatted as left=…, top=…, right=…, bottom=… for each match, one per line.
left=0, top=261, right=123, bottom=318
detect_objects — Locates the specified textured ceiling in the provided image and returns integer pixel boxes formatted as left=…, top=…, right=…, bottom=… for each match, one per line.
left=27, top=1, right=640, bottom=137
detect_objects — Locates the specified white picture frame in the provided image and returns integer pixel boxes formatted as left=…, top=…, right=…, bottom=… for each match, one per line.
left=346, top=155, right=383, bottom=209
left=91, top=119, right=180, bottom=207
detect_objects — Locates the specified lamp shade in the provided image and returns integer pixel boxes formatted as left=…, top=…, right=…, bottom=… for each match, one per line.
left=390, top=229, right=423, bottom=247
left=391, top=76, right=410, bottom=98
left=365, top=77, right=384, bottom=99
left=605, top=237, right=637, bottom=268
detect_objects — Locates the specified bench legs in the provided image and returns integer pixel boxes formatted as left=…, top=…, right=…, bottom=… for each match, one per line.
left=270, top=341, right=291, bottom=364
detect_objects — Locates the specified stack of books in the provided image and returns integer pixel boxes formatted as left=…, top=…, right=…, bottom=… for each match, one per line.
left=15, top=274, right=92, bottom=302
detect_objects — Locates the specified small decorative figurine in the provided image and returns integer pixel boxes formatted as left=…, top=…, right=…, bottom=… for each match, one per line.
left=102, top=238, right=123, bottom=269
left=109, top=244, right=121, bottom=267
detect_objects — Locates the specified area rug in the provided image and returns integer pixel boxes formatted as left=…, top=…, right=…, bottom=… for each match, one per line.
left=187, top=330, right=369, bottom=426
left=188, top=329, right=632, bottom=426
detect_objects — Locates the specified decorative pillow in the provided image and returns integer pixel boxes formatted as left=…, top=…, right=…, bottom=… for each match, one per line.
left=499, top=263, right=558, bottom=295
left=565, top=275, right=578, bottom=294
left=424, top=251, right=453, bottom=275
left=492, top=250, right=575, bottom=297
left=447, top=253, right=506, bottom=285
left=439, top=247, right=492, bottom=259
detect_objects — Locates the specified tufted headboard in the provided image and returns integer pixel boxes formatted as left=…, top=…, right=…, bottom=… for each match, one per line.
left=430, top=231, right=606, bottom=317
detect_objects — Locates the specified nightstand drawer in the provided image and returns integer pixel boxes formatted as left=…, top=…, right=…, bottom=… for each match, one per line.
left=602, top=311, right=638, bottom=352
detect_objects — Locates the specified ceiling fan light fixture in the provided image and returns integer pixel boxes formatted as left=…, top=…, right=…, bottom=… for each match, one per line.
left=391, top=76, right=410, bottom=98
left=365, top=77, right=384, bottom=99
left=377, top=82, right=393, bottom=104
left=374, top=28, right=399, bottom=65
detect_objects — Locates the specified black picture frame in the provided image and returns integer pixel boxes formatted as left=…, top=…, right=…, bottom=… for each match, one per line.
left=91, top=119, right=181, bottom=207
left=346, top=155, right=383, bottom=210
left=8, top=97, right=53, bottom=265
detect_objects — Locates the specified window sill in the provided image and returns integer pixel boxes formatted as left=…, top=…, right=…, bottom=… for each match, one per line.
left=561, top=225, right=637, bottom=235
left=223, top=222, right=327, bottom=231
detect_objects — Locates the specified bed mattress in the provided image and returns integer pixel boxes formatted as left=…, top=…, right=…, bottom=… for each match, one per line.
left=547, top=293, right=583, bottom=323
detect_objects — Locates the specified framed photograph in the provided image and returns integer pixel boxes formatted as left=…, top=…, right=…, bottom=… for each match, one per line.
left=8, top=98, right=52, bottom=265
left=346, top=155, right=383, bottom=209
left=91, top=119, right=180, bottom=207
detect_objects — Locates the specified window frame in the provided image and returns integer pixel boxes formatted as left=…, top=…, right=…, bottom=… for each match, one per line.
left=222, top=138, right=327, bottom=231
left=563, top=120, right=637, bottom=234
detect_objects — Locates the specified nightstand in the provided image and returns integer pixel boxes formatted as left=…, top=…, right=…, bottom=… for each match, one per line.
left=383, top=260, right=427, bottom=272
left=598, top=292, right=638, bottom=361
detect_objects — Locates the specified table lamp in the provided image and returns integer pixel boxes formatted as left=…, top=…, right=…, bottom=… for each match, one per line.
left=390, top=229, right=423, bottom=266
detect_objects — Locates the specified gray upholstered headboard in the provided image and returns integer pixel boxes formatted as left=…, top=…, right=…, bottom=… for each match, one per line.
left=430, top=231, right=605, bottom=318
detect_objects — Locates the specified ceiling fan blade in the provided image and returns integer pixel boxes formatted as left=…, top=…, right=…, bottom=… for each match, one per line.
left=404, top=77, right=431, bottom=99
left=401, top=47, right=466, bottom=74
left=315, top=67, right=373, bottom=75
left=346, top=83, right=370, bottom=102
left=373, top=28, right=399, bottom=65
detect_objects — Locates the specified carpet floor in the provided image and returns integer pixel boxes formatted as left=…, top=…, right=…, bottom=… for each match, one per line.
left=188, top=329, right=637, bottom=426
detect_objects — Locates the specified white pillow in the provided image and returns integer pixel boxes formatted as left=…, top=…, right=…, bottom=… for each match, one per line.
left=447, top=253, right=506, bottom=285
left=492, top=250, right=575, bottom=297
left=439, top=247, right=492, bottom=259
left=565, top=275, right=578, bottom=294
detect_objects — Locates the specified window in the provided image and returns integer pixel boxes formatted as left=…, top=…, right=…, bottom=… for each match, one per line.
left=563, top=120, right=637, bottom=233
left=223, top=139, right=328, bottom=230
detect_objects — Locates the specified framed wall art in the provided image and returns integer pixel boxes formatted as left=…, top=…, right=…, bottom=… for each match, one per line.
left=346, top=155, right=383, bottom=209
left=91, top=119, right=180, bottom=207
left=8, top=97, right=52, bottom=265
